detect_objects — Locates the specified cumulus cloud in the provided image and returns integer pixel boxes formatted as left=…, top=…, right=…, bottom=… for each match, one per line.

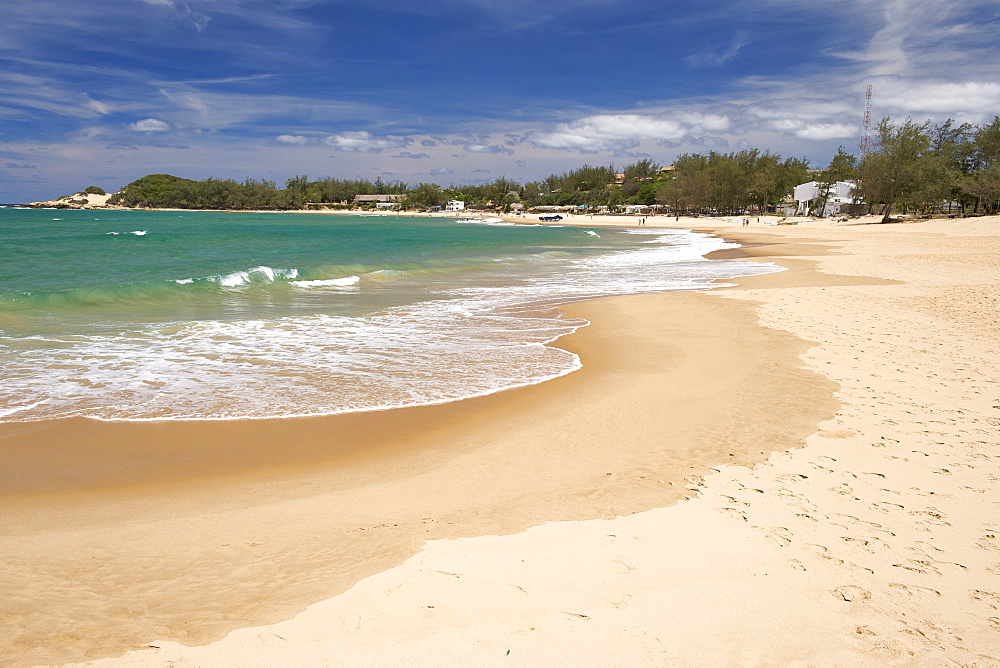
left=429, top=167, right=454, bottom=176
left=324, top=131, right=410, bottom=153
left=129, top=117, right=170, bottom=132
left=392, top=151, right=430, bottom=159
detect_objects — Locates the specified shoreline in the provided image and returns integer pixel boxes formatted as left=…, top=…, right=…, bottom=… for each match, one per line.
left=1, top=222, right=837, bottom=666
left=0, top=219, right=758, bottom=494
left=5, top=213, right=1000, bottom=664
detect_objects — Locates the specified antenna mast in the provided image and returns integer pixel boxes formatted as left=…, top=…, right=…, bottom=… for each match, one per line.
left=861, top=83, right=873, bottom=155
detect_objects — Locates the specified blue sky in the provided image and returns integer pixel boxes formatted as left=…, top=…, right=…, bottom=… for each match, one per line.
left=2, top=0, right=999, bottom=201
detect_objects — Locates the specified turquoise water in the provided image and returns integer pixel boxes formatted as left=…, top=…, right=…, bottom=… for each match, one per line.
left=0, top=209, right=776, bottom=421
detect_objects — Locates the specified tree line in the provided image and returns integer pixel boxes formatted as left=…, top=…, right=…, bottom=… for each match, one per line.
left=105, top=115, right=1000, bottom=218
left=859, top=116, right=1000, bottom=221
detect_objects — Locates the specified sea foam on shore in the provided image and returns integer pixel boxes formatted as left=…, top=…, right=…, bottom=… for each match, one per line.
left=0, top=210, right=778, bottom=423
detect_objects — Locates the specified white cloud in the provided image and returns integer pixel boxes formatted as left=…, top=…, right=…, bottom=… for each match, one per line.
left=429, top=167, right=454, bottom=176
left=159, top=88, right=210, bottom=115
left=129, top=117, right=170, bottom=132
left=829, top=0, right=1000, bottom=80
left=276, top=134, right=310, bottom=145
left=323, top=131, right=410, bottom=153
left=464, top=143, right=514, bottom=155
left=685, top=33, right=749, bottom=68
left=84, top=97, right=112, bottom=115
left=874, top=79, right=1000, bottom=118
left=793, top=123, right=858, bottom=141
left=526, top=113, right=731, bottom=153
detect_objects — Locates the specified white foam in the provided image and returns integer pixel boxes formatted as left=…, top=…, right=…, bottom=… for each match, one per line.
left=207, top=266, right=298, bottom=287
left=130, top=230, right=147, bottom=236
left=0, top=399, right=49, bottom=418
left=290, top=276, right=360, bottom=288
left=216, top=270, right=250, bottom=287
left=0, top=228, right=780, bottom=423
left=455, top=217, right=516, bottom=226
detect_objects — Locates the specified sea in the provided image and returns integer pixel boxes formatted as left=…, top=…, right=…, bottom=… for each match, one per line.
left=0, top=209, right=779, bottom=423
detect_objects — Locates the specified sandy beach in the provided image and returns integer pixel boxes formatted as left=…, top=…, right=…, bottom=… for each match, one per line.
left=3, top=213, right=1000, bottom=665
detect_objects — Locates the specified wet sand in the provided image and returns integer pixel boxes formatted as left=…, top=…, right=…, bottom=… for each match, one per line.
left=1, top=234, right=835, bottom=665
left=8, top=213, right=1000, bottom=665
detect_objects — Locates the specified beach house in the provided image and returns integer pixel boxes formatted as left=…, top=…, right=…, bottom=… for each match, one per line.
left=446, top=199, right=465, bottom=211
left=353, top=194, right=405, bottom=209
left=792, top=180, right=858, bottom=217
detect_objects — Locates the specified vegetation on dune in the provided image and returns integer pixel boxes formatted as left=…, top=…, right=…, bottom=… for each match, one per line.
left=96, top=114, right=1000, bottom=217
left=107, top=174, right=300, bottom=210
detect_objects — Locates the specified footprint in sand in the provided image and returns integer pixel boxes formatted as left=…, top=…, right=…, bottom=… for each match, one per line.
left=840, top=536, right=890, bottom=554
left=610, top=594, right=632, bottom=609
left=970, top=590, right=1000, bottom=610
left=832, top=585, right=871, bottom=602
left=909, top=508, right=951, bottom=526
left=720, top=507, right=748, bottom=522
left=892, top=560, right=942, bottom=576
left=888, top=582, right=942, bottom=599
left=758, top=526, right=792, bottom=547
left=871, top=501, right=905, bottom=513
left=719, top=494, right=750, bottom=508
left=976, top=534, right=1000, bottom=552
left=807, top=544, right=845, bottom=566
left=611, top=560, right=636, bottom=575
left=829, top=483, right=859, bottom=499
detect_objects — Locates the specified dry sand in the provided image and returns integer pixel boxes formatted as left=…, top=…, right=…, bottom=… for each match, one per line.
left=3, top=213, right=999, bottom=665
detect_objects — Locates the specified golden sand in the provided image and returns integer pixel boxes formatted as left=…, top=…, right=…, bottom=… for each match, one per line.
left=3, top=214, right=999, bottom=665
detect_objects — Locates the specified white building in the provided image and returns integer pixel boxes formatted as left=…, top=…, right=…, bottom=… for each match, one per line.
left=792, top=180, right=858, bottom=217
left=446, top=199, right=465, bottom=211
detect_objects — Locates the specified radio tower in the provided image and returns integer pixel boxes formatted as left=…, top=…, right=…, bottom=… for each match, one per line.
left=860, top=83, right=873, bottom=155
